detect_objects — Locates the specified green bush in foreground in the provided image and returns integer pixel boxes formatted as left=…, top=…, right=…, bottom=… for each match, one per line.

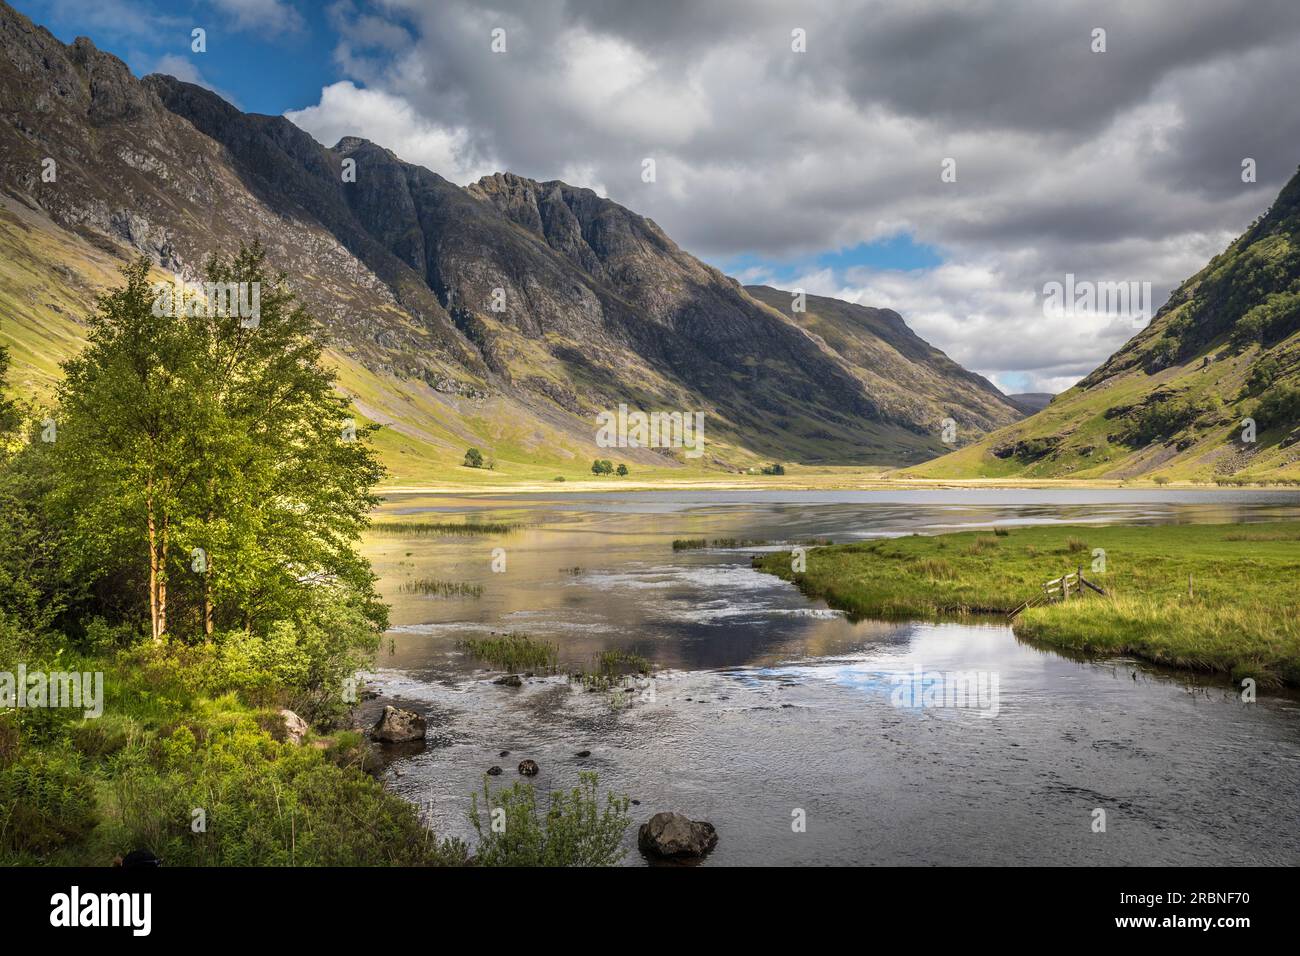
left=469, top=771, right=631, bottom=867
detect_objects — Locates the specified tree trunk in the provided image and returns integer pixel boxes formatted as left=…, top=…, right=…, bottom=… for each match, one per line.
left=203, top=556, right=214, bottom=642
left=157, top=517, right=169, bottom=640
left=203, top=500, right=215, bottom=642
left=147, top=481, right=160, bottom=643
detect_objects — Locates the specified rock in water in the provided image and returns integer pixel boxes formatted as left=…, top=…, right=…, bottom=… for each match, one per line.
left=638, top=812, right=718, bottom=860
left=518, top=759, right=539, bottom=776
left=493, top=674, right=523, bottom=687
left=279, top=708, right=309, bottom=744
left=370, top=705, right=426, bottom=743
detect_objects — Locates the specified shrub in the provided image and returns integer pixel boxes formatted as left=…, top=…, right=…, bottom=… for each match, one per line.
left=1255, top=383, right=1300, bottom=430
left=1246, top=356, right=1280, bottom=393
left=1232, top=291, right=1300, bottom=348
left=1125, top=394, right=1209, bottom=445
left=469, top=772, right=631, bottom=867
left=463, top=447, right=484, bottom=468
left=0, top=752, right=98, bottom=855
left=70, top=715, right=139, bottom=759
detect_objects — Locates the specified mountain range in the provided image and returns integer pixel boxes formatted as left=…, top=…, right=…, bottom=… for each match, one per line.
left=0, top=1, right=1025, bottom=483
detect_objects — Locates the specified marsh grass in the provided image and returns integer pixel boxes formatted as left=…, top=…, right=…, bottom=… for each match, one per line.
left=399, top=579, right=483, bottom=598
left=596, top=649, right=651, bottom=675
left=371, top=520, right=521, bottom=536
left=568, top=649, right=653, bottom=691
left=459, top=633, right=559, bottom=672
left=672, top=536, right=831, bottom=551
left=755, top=521, right=1300, bottom=686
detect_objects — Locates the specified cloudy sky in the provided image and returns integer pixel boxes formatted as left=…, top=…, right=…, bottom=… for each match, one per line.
left=20, top=0, right=1300, bottom=393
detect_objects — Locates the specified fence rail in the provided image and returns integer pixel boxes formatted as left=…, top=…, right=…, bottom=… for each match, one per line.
left=1008, top=566, right=1106, bottom=619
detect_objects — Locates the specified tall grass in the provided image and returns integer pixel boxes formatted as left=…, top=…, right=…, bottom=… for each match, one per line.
left=399, top=579, right=483, bottom=598
left=459, top=633, right=558, bottom=672
left=371, top=520, right=520, bottom=536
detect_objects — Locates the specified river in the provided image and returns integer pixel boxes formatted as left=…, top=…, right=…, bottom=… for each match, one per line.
left=360, top=488, right=1300, bottom=865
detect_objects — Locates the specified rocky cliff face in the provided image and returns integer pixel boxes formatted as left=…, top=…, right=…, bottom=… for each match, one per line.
left=0, top=0, right=1021, bottom=471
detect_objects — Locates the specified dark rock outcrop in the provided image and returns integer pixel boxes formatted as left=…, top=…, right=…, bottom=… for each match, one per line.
left=637, top=812, right=718, bottom=860
left=370, top=705, right=426, bottom=744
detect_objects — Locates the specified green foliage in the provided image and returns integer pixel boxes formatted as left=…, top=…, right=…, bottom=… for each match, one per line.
left=1232, top=291, right=1300, bottom=347
left=1124, top=394, right=1209, bottom=445
left=1254, top=383, right=1300, bottom=430
left=101, top=719, right=467, bottom=866
left=591, top=458, right=614, bottom=475
left=1246, top=355, right=1281, bottom=393
left=0, top=751, right=98, bottom=855
left=0, top=339, right=19, bottom=440
left=468, top=771, right=631, bottom=866
left=761, top=463, right=786, bottom=475
left=463, top=447, right=484, bottom=468
left=1144, top=336, right=1180, bottom=371
left=615, top=462, right=629, bottom=476
left=43, top=248, right=387, bottom=647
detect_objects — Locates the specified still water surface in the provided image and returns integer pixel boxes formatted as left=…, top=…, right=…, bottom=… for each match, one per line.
left=363, top=489, right=1300, bottom=865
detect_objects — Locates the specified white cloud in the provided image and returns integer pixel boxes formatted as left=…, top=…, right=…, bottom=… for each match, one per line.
left=284, top=82, right=496, bottom=184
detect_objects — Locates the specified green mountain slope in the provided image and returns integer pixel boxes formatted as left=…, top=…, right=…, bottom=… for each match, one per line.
left=907, top=166, right=1300, bottom=483
left=744, top=285, right=1023, bottom=440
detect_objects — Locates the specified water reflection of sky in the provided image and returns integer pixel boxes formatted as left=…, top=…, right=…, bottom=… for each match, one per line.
left=361, top=490, right=1300, bottom=866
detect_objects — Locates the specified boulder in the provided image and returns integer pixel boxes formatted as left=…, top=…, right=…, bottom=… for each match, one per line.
left=637, top=812, right=718, bottom=860
left=518, top=758, right=539, bottom=776
left=370, top=705, right=426, bottom=744
left=493, top=675, right=523, bottom=687
left=279, top=708, right=309, bottom=744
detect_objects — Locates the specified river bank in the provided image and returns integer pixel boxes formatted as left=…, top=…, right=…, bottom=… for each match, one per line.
left=754, top=521, right=1300, bottom=687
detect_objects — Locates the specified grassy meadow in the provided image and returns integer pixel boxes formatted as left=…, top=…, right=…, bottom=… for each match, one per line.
left=755, top=522, right=1300, bottom=686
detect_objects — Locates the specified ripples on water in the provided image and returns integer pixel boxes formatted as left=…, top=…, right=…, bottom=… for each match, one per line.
left=363, top=489, right=1300, bottom=865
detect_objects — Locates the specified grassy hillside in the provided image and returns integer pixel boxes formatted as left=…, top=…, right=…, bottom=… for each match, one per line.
left=744, top=284, right=1022, bottom=437
left=905, top=168, right=1300, bottom=483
